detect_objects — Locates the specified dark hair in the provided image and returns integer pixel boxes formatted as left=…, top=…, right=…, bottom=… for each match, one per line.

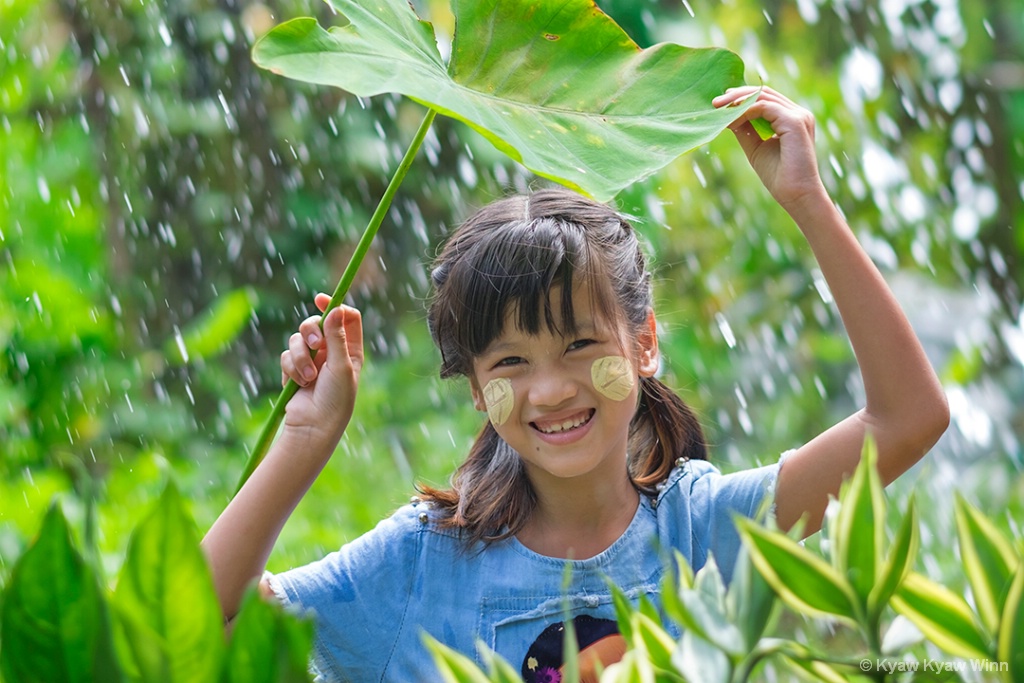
left=418, top=188, right=707, bottom=543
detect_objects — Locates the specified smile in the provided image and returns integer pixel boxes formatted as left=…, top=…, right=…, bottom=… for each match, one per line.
left=532, top=410, right=594, bottom=434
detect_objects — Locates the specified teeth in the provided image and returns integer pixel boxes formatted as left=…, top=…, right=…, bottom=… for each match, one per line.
left=539, top=414, right=588, bottom=434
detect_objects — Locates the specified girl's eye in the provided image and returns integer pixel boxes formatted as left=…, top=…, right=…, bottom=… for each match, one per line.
left=567, top=339, right=596, bottom=352
left=495, top=356, right=524, bottom=367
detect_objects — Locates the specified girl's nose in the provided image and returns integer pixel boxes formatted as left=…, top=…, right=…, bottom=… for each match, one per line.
left=527, top=368, right=578, bottom=407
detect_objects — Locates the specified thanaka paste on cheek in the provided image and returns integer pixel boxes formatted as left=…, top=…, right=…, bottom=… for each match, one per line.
left=591, top=356, right=634, bottom=401
left=482, top=377, right=514, bottom=426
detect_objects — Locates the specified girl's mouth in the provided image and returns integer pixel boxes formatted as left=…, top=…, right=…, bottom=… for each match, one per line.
left=532, top=409, right=595, bottom=435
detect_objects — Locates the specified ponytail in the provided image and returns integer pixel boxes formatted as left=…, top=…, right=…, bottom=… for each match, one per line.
left=417, top=423, right=537, bottom=544
left=629, top=376, right=707, bottom=493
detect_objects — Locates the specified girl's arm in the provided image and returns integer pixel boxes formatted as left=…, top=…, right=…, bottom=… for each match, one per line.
left=713, top=87, right=949, bottom=535
left=201, top=293, right=364, bottom=620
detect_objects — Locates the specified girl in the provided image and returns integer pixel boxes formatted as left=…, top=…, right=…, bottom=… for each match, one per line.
left=202, top=87, right=949, bottom=681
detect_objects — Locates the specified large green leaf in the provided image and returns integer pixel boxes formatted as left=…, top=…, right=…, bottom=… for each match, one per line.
left=252, top=0, right=760, bottom=201
left=0, top=504, right=123, bottom=683
left=113, top=484, right=224, bottom=683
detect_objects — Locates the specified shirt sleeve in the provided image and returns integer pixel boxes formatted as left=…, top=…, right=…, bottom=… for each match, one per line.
left=265, top=505, right=422, bottom=682
left=667, top=457, right=784, bottom=585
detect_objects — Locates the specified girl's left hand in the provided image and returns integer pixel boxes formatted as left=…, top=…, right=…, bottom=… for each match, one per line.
left=713, top=86, right=825, bottom=212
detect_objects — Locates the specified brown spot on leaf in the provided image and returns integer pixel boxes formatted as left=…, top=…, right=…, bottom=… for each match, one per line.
left=544, top=33, right=559, bottom=40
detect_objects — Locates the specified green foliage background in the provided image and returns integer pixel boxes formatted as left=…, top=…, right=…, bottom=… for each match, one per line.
left=1, top=0, right=1022, bottom=632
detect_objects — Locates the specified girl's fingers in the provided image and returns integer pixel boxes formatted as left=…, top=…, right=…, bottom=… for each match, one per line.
left=298, top=315, right=323, bottom=352
left=287, top=329, right=318, bottom=384
left=322, top=305, right=364, bottom=371
left=314, top=292, right=331, bottom=313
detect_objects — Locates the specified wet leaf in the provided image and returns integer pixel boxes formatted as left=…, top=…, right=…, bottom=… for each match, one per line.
left=113, top=483, right=224, bottom=683
left=252, top=0, right=759, bottom=201
left=0, top=504, right=123, bottom=683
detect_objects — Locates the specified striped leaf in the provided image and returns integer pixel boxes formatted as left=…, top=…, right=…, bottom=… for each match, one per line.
left=954, top=494, right=1018, bottom=635
left=737, top=518, right=858, bottom=622
left=891, top=572, right=990, bottom=660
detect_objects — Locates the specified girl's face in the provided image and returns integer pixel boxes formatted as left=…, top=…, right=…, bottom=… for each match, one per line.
left=468, top=285, right=659, bottom=488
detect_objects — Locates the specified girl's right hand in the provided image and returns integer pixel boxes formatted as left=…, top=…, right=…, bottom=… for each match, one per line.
left=280, top=292, right=364, bottom=445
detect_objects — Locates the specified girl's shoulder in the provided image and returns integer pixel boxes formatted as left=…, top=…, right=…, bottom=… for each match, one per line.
left=656, top=456, right=782, bottom=513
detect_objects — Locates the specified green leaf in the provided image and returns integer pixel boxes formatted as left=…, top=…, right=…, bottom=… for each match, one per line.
left=113, top=483, right=224, bottom=683
left=252, top=0, right=759, bottom=202
left=833, top=435, right=885, bottom=608
left=780, top=656, right=849, bottom=683
left=736, top=517, right=858, bottom=622
left=608, top=581, right=636, bottom=643
left=868, top=494, right=920, bottom=621
left=224, top=589, right=314, bottom=683
left=476, top=644, right=524, bottom=683
left=423, top=636, right=493, bottom=683
left=164, top=287, right=258, bottom=366
left=891, top=572, right=990, bottom=660
left=726, top=542, right=779, bottom=651
left=997, top=561, right=1024, bottom=683
left=673, top=630, right=730, bottom=683
left=0, top=504, right=123, bottom=683
left=631, top=613, right=676, bottom=672
left=955, top=494, right=1018, bottom=636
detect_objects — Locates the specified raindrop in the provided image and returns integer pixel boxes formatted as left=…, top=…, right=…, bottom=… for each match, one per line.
left=172, top=326, right=189, bottom=363
left=158, top=22, right=173, bottom=47
left=715, top=312, right=736, bottom=348
left=796, top=0, right=819, bottom=24
left=37, top=176, right=51, bottom=203
left=119, top=65, right=130, bottom=86
left=457, top=155, right=478, bottom=188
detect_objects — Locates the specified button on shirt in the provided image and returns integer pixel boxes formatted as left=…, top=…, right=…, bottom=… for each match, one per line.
left=267, top=458, right=780, bottom=682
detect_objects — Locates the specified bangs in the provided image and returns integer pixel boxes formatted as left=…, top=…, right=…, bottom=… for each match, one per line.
left=446, top=217, right=614, bottom=360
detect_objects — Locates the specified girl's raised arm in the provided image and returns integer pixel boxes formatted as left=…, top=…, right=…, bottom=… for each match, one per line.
left=201, top=293, right=364, bottom=620
left=712, top=87, right=949, bottom=534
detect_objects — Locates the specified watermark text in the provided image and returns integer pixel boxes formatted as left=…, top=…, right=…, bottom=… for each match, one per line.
left=859, top=658, right=1008, bottom=674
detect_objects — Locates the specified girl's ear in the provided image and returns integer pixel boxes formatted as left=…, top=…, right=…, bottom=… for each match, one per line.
left=469, top=376, right=487, bottom=412
left=637, top=310, right=660, bottom=378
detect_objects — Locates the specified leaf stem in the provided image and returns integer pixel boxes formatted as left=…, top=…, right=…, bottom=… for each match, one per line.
left=234, top=107, right=438, bottom=494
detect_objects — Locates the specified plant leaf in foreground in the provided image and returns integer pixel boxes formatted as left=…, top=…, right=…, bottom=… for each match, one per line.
left=0, top=504, right=123, bottom=683
left=113, top=483, right=224, bottom=683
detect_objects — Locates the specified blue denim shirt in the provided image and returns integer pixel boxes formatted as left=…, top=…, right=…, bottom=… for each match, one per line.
left=267, top=458, right=779, bottom=682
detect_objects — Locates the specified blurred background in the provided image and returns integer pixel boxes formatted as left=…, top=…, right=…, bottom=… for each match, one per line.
left=1, top=0, right=1022, bottom=583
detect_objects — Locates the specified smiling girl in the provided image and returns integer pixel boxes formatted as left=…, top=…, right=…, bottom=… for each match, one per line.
left=202, top=87, right=949, bottom=681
